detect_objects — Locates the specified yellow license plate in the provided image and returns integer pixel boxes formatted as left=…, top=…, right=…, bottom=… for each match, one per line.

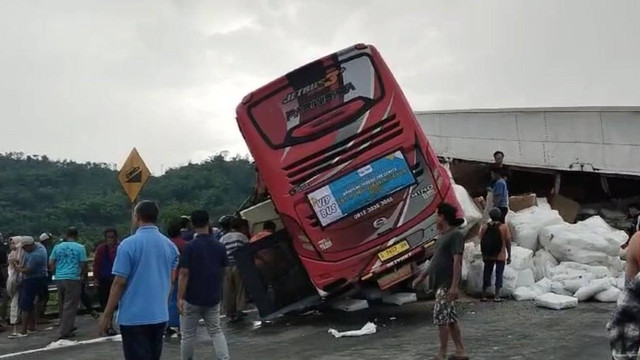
left=378, top=240, right=410, bottom=262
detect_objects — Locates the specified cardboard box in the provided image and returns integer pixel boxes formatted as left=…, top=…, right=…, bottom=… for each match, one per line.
left=509, top=193, right=538, bottom=212
left=551, top=194, right=580, bottom=223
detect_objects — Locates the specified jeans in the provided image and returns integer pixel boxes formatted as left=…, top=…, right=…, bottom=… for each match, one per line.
left=483, top=260, right=506, bottom=290
left=120, top=322, right=166, bottom=360
left=180, top=302, right=229, bottom=360
left=56, top=280, right=81, bottom=338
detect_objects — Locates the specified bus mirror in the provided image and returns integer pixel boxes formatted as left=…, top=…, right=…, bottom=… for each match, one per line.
left=242, top=93, right=253, bottom=104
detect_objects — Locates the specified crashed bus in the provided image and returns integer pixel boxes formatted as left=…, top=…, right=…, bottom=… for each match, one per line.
left=235, top=44, right=461, bottom=319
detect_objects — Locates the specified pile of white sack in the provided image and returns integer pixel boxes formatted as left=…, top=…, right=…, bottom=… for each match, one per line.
left=464, top=198, right=629, bottom=308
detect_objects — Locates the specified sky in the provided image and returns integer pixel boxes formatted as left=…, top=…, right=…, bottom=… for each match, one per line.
left=1, top=0, right=639, bottom=174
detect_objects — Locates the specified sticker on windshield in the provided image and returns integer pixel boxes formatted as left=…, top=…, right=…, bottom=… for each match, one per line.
left=307, top=151, right=415, bottom=226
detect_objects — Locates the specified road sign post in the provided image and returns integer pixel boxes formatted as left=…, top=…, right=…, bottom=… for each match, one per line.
left=118, top=148, right=151, bottom=233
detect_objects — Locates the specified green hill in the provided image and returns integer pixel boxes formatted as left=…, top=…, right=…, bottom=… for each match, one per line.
left=0, top=152, right=255, bottom=250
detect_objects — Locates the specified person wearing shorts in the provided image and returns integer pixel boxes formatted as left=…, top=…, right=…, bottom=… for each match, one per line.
left=413, top=203, right=468, bottom=360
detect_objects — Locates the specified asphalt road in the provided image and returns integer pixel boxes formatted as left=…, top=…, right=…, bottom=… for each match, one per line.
left=0, top=298, right=615, bottom=359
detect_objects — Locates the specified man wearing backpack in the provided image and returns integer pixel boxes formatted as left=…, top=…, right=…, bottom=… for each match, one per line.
left=480, top=208, right=512, bottom=302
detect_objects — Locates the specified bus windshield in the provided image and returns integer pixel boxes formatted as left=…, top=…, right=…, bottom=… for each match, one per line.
left=248, top=54, right=384, bottom=148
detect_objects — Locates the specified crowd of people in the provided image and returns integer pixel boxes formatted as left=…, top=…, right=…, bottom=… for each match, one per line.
left=0, top=200, right=278, bottom=360
left=1, top=149, right=640, bottom=359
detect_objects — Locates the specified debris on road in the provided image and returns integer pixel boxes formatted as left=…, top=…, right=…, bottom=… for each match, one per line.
left=328, top=322, right=377, bottom=338
left=534, top=293, right=578, bottom=310
left=331, top=299, right=369, bottom=312
left=382, top=293, right=417, bottom=306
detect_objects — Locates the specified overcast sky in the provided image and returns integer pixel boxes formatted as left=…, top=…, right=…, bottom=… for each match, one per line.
left=1, top=0, right=639, bottom=174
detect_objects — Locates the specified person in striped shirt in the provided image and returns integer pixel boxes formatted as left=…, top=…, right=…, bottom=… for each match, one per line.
left=219, top=218, right=249, bottom=322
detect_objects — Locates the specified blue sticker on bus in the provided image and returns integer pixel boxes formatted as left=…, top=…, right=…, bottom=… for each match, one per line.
left=307, top=151, right=415, bottom=226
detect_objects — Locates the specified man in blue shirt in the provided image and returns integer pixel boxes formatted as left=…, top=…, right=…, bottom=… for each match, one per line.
left=491, top=167, right=510, bottom=223
left=99, top=201, right=179, bottom=360
left=178, top=210, right=230, bottom=360
left=50, top=227, right=88, bottom=339
left=9, top=236, right=48, bottom=338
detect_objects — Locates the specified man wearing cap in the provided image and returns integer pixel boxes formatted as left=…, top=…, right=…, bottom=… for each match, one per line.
left=9, top=236, right=48, bottom=338
left=50, top=227, right=87, bottom=340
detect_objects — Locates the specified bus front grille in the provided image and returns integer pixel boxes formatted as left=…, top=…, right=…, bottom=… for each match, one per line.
left=284, top=114, right=402, bottom=189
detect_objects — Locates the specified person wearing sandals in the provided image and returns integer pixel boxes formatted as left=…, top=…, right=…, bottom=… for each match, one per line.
left=479, top=208, right=512, bottom=302
left=413, top=203, right=469, bottom=360
left=9, top=236, right=48, bottom=339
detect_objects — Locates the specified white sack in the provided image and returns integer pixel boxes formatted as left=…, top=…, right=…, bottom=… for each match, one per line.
left=513, top=286, right=543, bottom=301
left=607, top=256, right=626, bottom=278
left=512, top=278, right=553, bottom=301
left=594, top=287, right=622, bottom=302
left=539, top=216, right=628, bottom=266
left=562, top=277, right=594, bottom=294
left=454, top=184, right=483, bottom=232
left=508, top=207, right=564, bottom=251
left=516, top=269, right=535, bottom=288
left=535, top=293, right=578, bottom=310
left=550, top=281, right=573, bottom=296
left=500, top=266, right=519, bottom=297
left=553, top=262, right=612, bottom=279
left=537, top=198, right=551, bottom=210
left=466, top=260, right=485, bottom=295
left=574, top=278, right=616, bottom=301
left=462, top=242, right=480, bottom=282
left=466, top=259, right=518, bottom=296
left=615, top=277, right=626, bottom=291
left=533, top=249, right=558, bottom=281
left=328, top=322, right=377, bottom=338
left=509, top=246, right=534, bottom=271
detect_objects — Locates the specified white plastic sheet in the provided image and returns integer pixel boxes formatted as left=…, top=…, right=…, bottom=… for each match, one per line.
left=328, top=322, right=377, bottom=338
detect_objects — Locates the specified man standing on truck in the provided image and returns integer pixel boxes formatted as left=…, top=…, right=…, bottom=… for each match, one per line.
left=490, top=167, right=510, bottom=223
left=220, top=218, right=249, bottom=323
left=413, top=203, right=468, bottom=360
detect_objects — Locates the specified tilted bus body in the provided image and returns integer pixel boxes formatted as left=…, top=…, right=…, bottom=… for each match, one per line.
left=236, top=44, right=460, bottom=301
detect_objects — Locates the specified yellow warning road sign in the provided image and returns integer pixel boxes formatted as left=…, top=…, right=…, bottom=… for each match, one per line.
left=118, top=148, right=151, bottom=203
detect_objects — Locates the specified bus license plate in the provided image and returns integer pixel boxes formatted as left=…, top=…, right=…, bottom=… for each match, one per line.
left=378, top=241, right=409, bottom=262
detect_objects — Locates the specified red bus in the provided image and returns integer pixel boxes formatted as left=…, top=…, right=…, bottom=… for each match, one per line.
left=236, top=44, right=460, bottom=299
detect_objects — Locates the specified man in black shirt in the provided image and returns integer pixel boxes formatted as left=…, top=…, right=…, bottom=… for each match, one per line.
left=178, top=210, right=230, bottom=360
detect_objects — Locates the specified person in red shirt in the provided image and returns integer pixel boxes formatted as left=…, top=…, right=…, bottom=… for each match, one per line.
left=249, top=221, right=276, bottom=243
left=93, top=228, right=119, bottom=312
